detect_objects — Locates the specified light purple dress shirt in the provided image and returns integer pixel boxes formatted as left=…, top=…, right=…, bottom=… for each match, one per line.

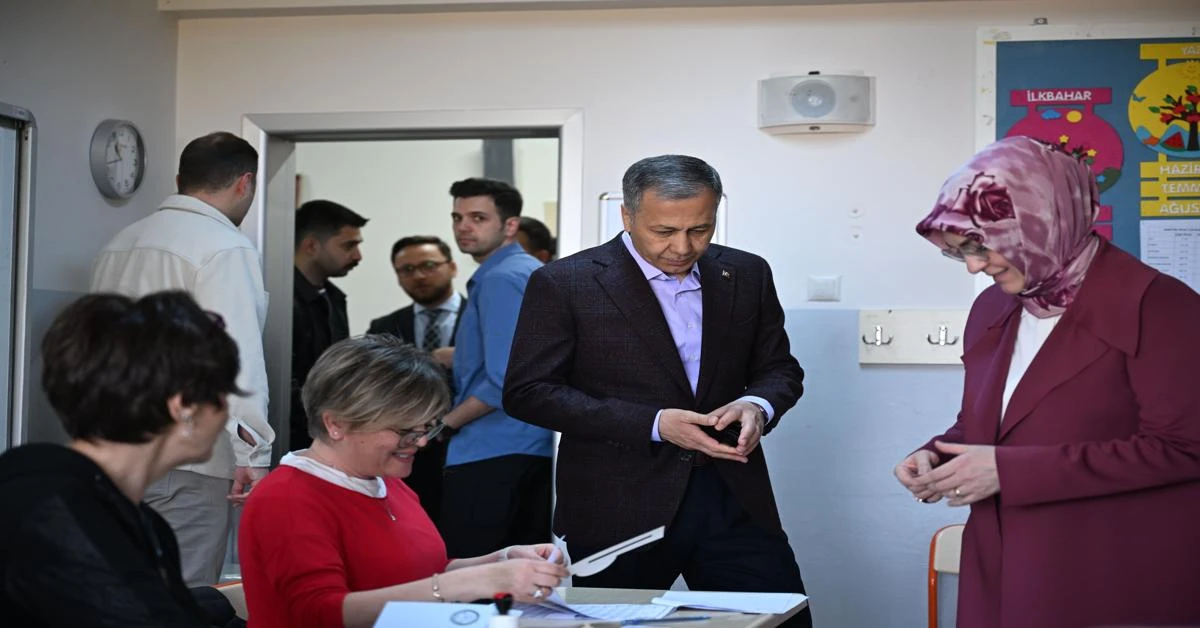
left=619, top=232, right=774, bottom=441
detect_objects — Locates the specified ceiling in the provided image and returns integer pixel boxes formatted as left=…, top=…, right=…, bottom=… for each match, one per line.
left=158, top=0, right=1003, bottom=17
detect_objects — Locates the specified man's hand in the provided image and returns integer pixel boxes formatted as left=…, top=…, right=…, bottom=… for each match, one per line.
left=710, top=400, right=766, bottom=456
left=229, top=466, right=269, bottom=506
left=659, top=408, right=748, bottom=463
left=431, top=347, right=455, bottom=369
left=237, top=425, right=257, bottom=446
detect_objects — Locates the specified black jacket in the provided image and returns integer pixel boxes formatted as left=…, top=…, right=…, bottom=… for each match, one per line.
left=366, top=298, right=466, bottom=347
left=0, top=443, right=216, bottom=627
left=291, top=268, right=350, bottom=450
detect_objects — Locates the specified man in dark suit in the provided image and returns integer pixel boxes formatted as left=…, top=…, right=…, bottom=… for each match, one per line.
left=504, top=155, right=811, bottom=627
left=368, top=235, right=464, bottom=523
left=292, top=200, right=366, bottom=451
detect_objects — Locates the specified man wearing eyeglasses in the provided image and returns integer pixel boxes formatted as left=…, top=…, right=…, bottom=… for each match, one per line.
left=368, top=235, right=465, bottom=523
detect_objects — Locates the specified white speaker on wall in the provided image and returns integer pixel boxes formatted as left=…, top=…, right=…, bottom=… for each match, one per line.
left=758, top=72, right=875, bottom=134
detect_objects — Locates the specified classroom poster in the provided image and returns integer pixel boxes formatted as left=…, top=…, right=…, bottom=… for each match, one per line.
left=995, top=35, right=1200, bottom=290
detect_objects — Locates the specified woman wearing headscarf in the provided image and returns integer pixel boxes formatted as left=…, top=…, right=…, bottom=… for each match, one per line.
left=894, top=136, right=1200, bottom=627
left=0, top=291, right=243, bottom=627
left=239, top=335, right=566, bottom=628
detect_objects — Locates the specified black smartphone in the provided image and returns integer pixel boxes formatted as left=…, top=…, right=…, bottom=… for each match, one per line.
left=700, top=422, right=742, bottom=447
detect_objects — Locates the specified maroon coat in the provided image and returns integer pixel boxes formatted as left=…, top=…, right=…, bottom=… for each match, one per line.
left=923, top=240, right=1200, bottom=628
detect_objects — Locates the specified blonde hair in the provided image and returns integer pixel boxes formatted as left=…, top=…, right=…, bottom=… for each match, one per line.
left=301, top=335, right=450, bottom=440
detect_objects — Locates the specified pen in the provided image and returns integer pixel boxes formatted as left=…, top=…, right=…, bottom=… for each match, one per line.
left=619, top=616, right=712, bottom=625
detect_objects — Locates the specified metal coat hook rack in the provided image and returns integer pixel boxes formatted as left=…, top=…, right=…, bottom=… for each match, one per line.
left=861, top=325, right=892, bottom=346
left=926, top=324, right=960, bottom=346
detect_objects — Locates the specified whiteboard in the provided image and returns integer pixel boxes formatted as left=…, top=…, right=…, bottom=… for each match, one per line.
left=598, top=192, right=728, bottom=246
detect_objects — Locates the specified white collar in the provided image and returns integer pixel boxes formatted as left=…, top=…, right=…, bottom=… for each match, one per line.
left=413, top=292, right=462, bottom=316
left=281, top=451, right=387, bottom=498
left=158, top=194, right=239, bottom=231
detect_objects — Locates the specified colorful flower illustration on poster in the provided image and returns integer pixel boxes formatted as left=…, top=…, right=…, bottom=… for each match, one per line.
left=1129, top=55, right=1200, bottom=159
left=1004, top=87, right=1121, bottom=239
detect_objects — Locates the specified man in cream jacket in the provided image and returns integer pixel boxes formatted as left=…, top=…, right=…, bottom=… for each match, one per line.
left=91, top=131, right=274, bottom=586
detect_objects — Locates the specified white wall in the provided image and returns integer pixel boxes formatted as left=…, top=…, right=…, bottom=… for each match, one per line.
left=515, top=137, right=561, bottom=234
left=176, top=0, right=1187, bottom=311
left=1, top=0, right=177, bottom=443
left=1, top=0, right=178, bottom=293
left=295, top=137, right=559, bottom=334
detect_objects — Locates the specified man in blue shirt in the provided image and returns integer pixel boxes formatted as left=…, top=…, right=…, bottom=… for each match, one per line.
left=439, top=177, right=554, bottom=558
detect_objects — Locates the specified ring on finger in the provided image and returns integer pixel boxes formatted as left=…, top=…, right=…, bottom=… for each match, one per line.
left=954, top=487, right=962, bottom=497
left=532, top=588, right=545, bottom=599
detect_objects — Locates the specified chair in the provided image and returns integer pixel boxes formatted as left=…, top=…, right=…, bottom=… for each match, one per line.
left=928, top=523, right=964, bottom=628
left=215, top=580, right=248, bottom=620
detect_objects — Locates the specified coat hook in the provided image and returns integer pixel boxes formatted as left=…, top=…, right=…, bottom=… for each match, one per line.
left=861, top=324, right=893, bottom=346
left=926, top=324, right=960, bottom=346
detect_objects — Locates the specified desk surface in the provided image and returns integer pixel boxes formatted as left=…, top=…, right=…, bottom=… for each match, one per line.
left=520, top=587, right=805, bottom=628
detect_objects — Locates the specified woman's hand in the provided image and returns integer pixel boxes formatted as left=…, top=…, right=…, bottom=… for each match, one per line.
left=503, top=544, right=562, bottom=563
left=481, top=558, right=569, bottom=604
left=921, top=441, right=1000, bottom=506
left=894, top=448, right=942, bottom=503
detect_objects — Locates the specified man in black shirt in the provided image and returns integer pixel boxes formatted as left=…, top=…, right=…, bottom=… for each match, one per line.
left=291, top=200, right=367, bottom=450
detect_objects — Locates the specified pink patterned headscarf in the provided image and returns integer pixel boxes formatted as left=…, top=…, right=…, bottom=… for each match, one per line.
left=916, top=136, right=1101, bottom=318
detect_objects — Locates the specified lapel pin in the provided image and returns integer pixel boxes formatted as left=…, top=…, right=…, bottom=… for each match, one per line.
left=721, top=269, right=732, bottom=280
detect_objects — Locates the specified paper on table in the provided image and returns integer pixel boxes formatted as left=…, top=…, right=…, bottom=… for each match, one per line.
left=373, top=602, right=517, bottom=627
left=650, top=591, right=809, bottom=615
left=514, top=588, right=674, bottom=621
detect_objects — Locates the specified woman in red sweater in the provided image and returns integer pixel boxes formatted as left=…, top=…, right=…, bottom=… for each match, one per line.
left=240, top=336, right=567, bottom=628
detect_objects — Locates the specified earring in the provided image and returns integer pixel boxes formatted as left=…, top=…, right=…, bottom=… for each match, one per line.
left=181, top=411, right=194, bottom=439
left=330, top=430, right=341, bottom=439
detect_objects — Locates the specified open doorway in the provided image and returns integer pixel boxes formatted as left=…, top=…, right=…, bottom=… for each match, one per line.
left=218, top=110, right=581, bottom=581
left=293, top=136, right=560, bottom=336
left=241, top=108, right=582, bottom=457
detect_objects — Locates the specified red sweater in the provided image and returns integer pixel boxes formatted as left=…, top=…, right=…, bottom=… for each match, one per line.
left=239, top=466, right=448, bottom=628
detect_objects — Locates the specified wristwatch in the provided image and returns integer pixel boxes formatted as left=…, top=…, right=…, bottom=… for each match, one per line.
left=748, top=402, right=768, bottom=429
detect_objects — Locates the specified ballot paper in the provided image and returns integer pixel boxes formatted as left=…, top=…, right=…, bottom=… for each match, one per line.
left=650, top=591, right=809, bottom=615
left=567, top=526, right=665, bottom=577
left=373, top=602, right=519, bottom=627
left=515, top=588, right=674, bottom=621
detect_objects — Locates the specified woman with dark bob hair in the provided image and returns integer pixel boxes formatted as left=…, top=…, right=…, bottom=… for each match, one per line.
left=0, top=291, right=243, bottom=627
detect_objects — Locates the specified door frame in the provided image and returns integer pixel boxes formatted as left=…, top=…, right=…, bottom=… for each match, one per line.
left=241, top=107, right=583, bottom=458
left=1, top=101, right=35, bottom=449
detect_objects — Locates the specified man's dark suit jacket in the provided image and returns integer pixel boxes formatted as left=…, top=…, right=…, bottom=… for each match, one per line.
left=503, top=235, right=804, bottom=550
left=366, top=297, right=465, bottom=346
left=367, top=297, right=465, bottom=521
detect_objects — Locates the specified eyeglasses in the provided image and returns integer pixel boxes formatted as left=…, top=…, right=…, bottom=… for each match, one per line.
left=395, top=260, right=451, bottom=277
left=941, top=241, right=991, bottom=262
left=394, top=420, right=447, bottom=446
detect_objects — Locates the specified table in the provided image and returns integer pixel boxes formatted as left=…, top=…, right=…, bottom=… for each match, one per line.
left=520, top=587, right=807, bottom=628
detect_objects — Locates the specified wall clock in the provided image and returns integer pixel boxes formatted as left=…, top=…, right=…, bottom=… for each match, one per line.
left=89, top=119, right=145, bottom=199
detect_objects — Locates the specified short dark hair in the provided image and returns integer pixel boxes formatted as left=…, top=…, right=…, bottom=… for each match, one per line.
left=622, top=155, right=722, bottom=214
left=42, top=291, right=242, bottom=444
left=295, top=200, right=369, bottom=249
left=449, top=178, right=523, bottom=221
left=177, top=132, right=258, bottom=194
left=518, top=217, right=556, bottom=258
left=390, top=235, right=453, bottom=264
